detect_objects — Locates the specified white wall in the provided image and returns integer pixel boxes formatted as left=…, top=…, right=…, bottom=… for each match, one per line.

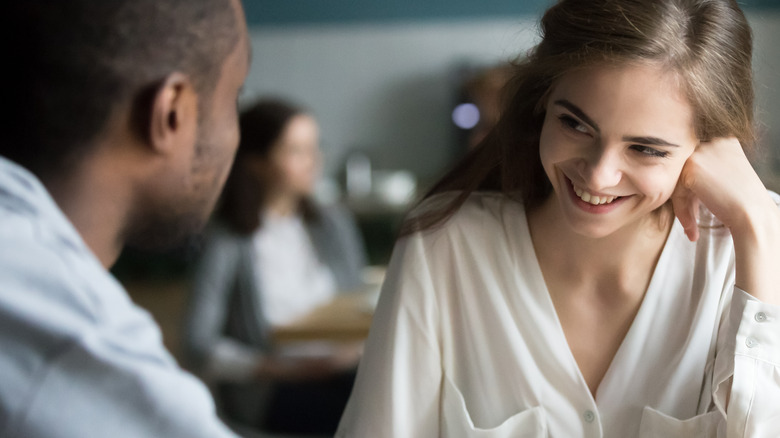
left=243, top=13, right=780, bottom=190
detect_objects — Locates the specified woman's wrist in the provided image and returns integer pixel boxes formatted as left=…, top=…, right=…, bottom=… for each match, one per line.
left=731, top=197, right=780, bottom=305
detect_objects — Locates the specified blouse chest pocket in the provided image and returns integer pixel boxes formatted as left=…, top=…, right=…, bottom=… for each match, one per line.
left=638, top=407, right=724, bottom=438
left=441, top=375, right=547, bottom=438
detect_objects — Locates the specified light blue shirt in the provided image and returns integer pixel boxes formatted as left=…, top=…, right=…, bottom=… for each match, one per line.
left=0, top=156, right=237, bottom=438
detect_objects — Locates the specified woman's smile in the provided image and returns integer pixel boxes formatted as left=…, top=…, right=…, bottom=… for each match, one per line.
left=564, top=175, right=629, bottom=214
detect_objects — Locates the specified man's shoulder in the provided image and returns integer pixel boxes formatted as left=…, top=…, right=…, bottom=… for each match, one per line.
left=0, top=215, right=104, bottom=331
left=0, top=197, right=138, bottom=335
left=0, top=227, right=224, bottom=437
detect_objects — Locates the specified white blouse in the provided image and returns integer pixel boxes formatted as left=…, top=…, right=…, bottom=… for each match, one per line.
left=337, top=192, right=780, bottom=438
left=253, top=213, right=336, bottom=326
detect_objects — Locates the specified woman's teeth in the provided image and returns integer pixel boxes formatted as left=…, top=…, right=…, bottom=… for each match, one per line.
left=573, top=186, right=618, bottom=205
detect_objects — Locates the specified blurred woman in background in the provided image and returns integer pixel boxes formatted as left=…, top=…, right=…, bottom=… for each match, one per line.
left=185, top=99, right=366, bottom=435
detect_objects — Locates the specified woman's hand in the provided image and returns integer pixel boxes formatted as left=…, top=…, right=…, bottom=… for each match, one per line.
left=671, top=137, right=771, bottom=240
left=671, top=137, right=780, bottom=304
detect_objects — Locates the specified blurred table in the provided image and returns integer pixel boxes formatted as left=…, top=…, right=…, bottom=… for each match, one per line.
left=272, top=289, right=379, bottom=343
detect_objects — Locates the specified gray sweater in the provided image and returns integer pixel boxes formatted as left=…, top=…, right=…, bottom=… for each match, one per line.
left=183, top=203, right=367, bottom=378
left=182, top=203, right=367, bottom=425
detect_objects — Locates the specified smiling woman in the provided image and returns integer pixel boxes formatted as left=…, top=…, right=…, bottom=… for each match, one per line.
left=336, top=0, right=780, bottom=437
left=538, top=64, right=698, bottom=239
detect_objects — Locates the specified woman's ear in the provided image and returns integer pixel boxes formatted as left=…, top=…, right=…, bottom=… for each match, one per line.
left=148, top=72, right=198, bottom=155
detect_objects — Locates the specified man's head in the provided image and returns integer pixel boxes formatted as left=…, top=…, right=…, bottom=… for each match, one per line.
left=5, top=0, right=250, bottom=252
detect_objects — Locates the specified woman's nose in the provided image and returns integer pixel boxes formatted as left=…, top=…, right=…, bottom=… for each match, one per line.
left=579, top=147, right=623, bottom=191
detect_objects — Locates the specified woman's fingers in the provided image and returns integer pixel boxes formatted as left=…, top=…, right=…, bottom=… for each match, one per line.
left=671, top=177, right=700, bottom=242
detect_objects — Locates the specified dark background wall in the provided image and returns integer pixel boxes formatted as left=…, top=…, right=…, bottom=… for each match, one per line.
left=243, top=0, right=779, bottom=26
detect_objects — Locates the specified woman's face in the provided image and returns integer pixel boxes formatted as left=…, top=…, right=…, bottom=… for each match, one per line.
left=266, top=114, right=321, bottom=198
left=538, top=63, right=699, bottom=238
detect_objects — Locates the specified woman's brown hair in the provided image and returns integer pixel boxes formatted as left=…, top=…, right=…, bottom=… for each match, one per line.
left=217, top=99, right=318, bottom=235
left=403, top=0, right=754, bottom=236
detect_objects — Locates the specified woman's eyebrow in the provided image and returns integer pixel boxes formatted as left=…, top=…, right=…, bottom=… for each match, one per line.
left=554, top=99, right=679, bottom=147
left=622, top=136, right=680, bottom=147
left=553, top=99, right=600, bottom=132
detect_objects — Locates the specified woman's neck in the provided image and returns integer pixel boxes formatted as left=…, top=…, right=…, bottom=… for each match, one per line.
left=265, top=191, right=302, bottom=218
left=527, top=195, right=672, bottom=296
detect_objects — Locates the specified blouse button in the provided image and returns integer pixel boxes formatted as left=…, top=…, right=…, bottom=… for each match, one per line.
left=583, top=410, right=596, bottom=423
left=745, top=337, right=759, bottom=348
left=755, top=312, right=767, bottom=322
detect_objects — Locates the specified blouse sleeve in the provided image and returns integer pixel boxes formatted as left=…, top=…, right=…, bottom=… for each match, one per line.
left=711, top=192, right=780, bottom=437
left=183, top=231, right=265, bottom=382
left=336, top=232, right=443, bottom=437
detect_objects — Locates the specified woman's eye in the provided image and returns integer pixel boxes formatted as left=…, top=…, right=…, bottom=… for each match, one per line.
left=631, top=145, right=668, bottom=158
left=558, top=114, right=589, bottom=134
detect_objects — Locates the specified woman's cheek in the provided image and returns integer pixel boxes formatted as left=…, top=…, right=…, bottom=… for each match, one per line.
left=662, top=171, right=683, bottom=201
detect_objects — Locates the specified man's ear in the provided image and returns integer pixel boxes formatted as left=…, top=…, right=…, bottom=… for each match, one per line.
left=148, top=72, right=198, bottom=154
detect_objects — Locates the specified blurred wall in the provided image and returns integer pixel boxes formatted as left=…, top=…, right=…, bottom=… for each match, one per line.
left=752, top=12, right=780, bottom=190
left=241, top=3, right=780, bottom=191
left=243, top=17, right=536, bottom=181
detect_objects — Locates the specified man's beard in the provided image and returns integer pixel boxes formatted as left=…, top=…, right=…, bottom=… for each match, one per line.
left=122, top=199, right=211, bottom=253
left=123, top=140, right=224, bottom=253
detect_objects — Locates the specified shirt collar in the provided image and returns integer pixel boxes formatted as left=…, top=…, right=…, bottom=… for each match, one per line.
left=0, top=155, right=90, bottom=253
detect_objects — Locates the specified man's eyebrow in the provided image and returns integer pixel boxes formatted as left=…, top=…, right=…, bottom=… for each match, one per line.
left=553, top=99, right=600, bottom=133
left=554, top=99, right=680, bottom=147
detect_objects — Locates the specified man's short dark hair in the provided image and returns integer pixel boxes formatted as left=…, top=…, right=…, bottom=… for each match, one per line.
left=4, top=0, right=239, bottom=178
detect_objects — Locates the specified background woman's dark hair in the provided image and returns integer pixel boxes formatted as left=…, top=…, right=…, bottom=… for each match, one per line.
left=218, top=99, right=317, bottom=235
left=402, top=0, right=754, bottom=236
